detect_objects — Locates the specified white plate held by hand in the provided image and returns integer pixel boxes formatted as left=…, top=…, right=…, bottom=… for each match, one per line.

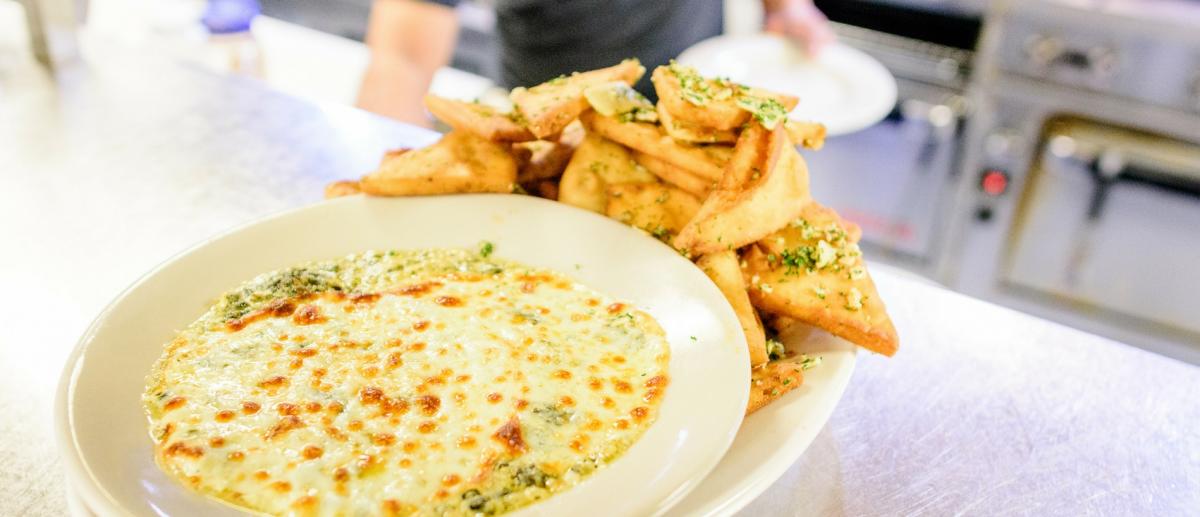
left=679, top=34, right=897, bottom=136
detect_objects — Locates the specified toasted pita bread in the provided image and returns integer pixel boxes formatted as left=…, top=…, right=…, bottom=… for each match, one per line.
left=743, top=203, right=898, bottom=356
left=527, top=179, right=559, bottom=200
left=745, top=355, right=806, bottom=415
left=324, top=180, right=362, bottom=199
left=558, top=131, right=656, bottom=213
left=657, top=101, right=737, bottom=144
left=764, top=314, right=816, bottom=343
left=785, top=120, right=827, bottom=151
left=696, top=251, right=768, bottom=367
left=605, top=182, right=700, bottom=243
left=582, top=111, right=731, bottom=182
left=510, top=59, right=645, bottom=139
left=631, top=151, right=713, bottom=199
left=652, top=64, right=799, bottom=131
left=513, top=120, right=585, bottom=183
left=673, top=125, right=812, bottom=254
left=423, top=94, right=534, bottom=142
left=359, top=131, right=517, bottom=196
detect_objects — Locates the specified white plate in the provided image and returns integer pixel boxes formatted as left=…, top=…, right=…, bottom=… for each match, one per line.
left=678, top=34, right=897, bottom=136
left=55, top=195, right=749, bottom=517
left=668, top=329, right=856, bottom=516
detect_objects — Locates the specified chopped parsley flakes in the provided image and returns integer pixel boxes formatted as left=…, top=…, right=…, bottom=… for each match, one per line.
left=735, top=95, right=788, bottom=130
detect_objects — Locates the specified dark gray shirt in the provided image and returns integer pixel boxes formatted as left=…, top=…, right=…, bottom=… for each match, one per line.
left=431, top=0, right=723, bottom=98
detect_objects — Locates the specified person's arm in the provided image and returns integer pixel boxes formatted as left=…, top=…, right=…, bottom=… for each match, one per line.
left=356, top=0, right=459, bottom=126
left=762, top=0, right=835, bottom=56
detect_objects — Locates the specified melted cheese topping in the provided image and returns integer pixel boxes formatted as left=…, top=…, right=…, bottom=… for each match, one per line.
left=144, top=249, right=670, bottom=516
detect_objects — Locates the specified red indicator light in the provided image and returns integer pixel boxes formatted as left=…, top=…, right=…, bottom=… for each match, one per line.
left=981, top=169, right=1008, bottom=196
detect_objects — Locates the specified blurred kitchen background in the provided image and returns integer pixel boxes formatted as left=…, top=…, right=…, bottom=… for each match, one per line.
left=5, top=0, right=1199, bottom=364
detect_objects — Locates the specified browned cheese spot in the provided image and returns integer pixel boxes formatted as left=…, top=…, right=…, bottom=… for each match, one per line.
left=371, top=433, right=397, bottom=446
left=292, top=305, right=327, bottom=325
left=492, top=417, right=526, bottom=454
left=264, top=415, right=304, bottom=440
left=396, top=281, right=442, bottom=297
left=435, top=295, right=463, bottom=307
left=359, top=386, right=383, bottom=404
left=350, top=293, right=381, bottom=304
left=302, top=445, right=324, bottom=459
left=258, top=376, right=289, bottom=391
left=164, top=442, right=204, bottom=458
left=613, top=380, right=633, bottom=394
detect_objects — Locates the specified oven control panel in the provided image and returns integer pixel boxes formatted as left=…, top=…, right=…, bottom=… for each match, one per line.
left=993, top=1, right=1200, bottom=114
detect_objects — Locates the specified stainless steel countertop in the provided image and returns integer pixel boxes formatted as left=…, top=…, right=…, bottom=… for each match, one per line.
left=2, top=45, right=1197, bottom=516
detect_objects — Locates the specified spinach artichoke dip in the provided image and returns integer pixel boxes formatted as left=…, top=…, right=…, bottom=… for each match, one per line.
left=143, top=248, right=670, bottom=516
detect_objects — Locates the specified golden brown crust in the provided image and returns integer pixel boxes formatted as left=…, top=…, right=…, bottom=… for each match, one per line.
left=785, top=120, right=827, bottom=151
left=673, top=126, right=811, bottom=254
left=742, top=203, right=899, bottom=356
left=656, top=101, right=738, bottom=144
left=651, top=66, right=799, bottom=131
left=745, top=357, right=805, bottom=415
left=359, top=131, right=517, bottom=196
left=605, top=183, right=700, bottom=243
left=631, top=151, right=714, bottom=199
left=582, top=111, right=731, bottom=182
left=511, top=59, right=645, bottom=139
left=423, top=94, right=535, bottom=142
left=324, top=180, right=362, bottom=199
left=696, top=251, right=768, bottom=367
left=558, top=131, right=657, bottom=213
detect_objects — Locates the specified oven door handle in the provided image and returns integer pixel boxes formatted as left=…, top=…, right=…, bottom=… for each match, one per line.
left=896, top=99, right=962, bottom=175
left=1046, top=132, right=1200, bottom=220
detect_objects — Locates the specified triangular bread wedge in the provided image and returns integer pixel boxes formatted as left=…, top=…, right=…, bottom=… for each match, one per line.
left=510, top=59, right=645, bottom=139
left=743, top=203, right=898, bottom=356
left=359, top=131, right=516, bottom=196
left=582, top=111, right=731, bottom=182
left=696, top=251, right=768, bottom=368
left=746, top=355, right=806, bottom=415
left=513, top=121, right=585, bottom=184
left=324, top=180, right=362, bottom=199
left=605, top=183, right=700, bottom=243
left=632, top=151, right=713, bottom=199
left=423, top=94, right=535, bottom=142
left=673, top=124, right=812, bottom=254
left=558, top=131, right=656, bottom=213
left=657, top=102, right=737, bottom=144
left=652, top=64, right=799, bottom=131
left=746, top=314, right=826, bottom=414
left=785, top=120, right=827, bottom=151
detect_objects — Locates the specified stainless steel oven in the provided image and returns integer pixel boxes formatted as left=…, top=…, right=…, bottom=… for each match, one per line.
left=805, top=1, right=983, bottom=276
left=944, top=0, right=1200, bottom=364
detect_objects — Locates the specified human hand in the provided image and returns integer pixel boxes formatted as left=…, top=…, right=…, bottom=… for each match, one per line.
left=763, top=0, right=836, bottom=57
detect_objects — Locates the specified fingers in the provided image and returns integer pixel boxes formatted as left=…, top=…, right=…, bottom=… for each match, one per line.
left=764, top=0, right=836, bottom=57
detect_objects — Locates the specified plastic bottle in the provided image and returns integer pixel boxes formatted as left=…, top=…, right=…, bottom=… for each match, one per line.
left=200, top=0, right=262, bottom=77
